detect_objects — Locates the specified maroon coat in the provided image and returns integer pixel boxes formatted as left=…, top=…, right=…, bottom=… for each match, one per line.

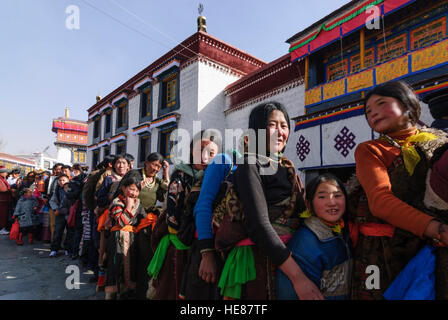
left=0, top=176, right=11, bottom=229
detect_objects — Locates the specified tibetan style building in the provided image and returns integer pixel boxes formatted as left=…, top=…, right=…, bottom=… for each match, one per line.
left=52, top=107, right=88, bottom=165
left=86, top=0, right=448, bottom=181
left=287, top=0, right=448, bottom=182
left=86, top=18, right=265, bottom=169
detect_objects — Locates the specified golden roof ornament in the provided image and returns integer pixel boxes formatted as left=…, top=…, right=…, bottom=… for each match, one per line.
left=197, top=3, right=206, bottom=33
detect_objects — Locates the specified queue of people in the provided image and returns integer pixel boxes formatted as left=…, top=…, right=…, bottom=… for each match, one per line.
left=1, top=80, right=448, bottom=300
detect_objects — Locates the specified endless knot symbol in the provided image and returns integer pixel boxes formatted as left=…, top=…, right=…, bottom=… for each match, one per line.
left=296, top=135, right=311, bottom=162
left=334, top=126, right=356, bottom=158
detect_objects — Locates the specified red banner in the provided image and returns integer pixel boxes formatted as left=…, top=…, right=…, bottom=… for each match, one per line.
left=290, top=44, right=309, bottom=61
left=383, top=0, right=414, bottom=14
left=310, top=26, right=341, bottom=52
left=342, top=5, right=378, bottom=35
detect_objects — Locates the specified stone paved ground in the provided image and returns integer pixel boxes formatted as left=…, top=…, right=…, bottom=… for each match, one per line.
left=0, top=234, right=104, bottom=300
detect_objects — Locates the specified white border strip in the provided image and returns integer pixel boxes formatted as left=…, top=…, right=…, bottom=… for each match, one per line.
left=152, top=59, right=180, bottom=78
left=97, top=139, right=110, bottom=148
left=112, top=93, right=128, bottom=105
left=150, top=114, right=177, bottom=129
left=88, top=144, right=99, bottom=151
left=88, top=110, right=100, bottom=120
left=110, top=134, right=126, bottom=143
left=133, top=76, right=153, bottom=91
left=99, top=103, right=112, bottom=113
left=133, top=125, right=151, bottom=136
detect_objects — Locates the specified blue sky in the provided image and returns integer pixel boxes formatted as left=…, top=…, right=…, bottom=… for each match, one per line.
left=0, top=0, right=348, bottom=157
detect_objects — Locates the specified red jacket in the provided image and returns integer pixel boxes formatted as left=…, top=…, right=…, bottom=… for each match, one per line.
left=0, top=176, right=12, bottom=202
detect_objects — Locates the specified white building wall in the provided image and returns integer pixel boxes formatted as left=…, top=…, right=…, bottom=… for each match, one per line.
left=149, top=82, right=161, bottom=158
left=87, top=120, right=94, bottom=169
left=99, top=111, right=105, bottom=142
left=197, top=60, right=241, bottom=149
left=56, top=146, right=72, bottom=165
left=125, top=95, right=140, bottom=169
left=177, top=62, right=199, bottom=139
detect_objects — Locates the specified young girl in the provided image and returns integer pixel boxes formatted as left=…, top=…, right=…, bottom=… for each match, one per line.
left=276, top=174, right=352, bottom=300
left=13, top=188, right=39, bottom=245
left=147, top=130, right=219, bottom=300
left=351, top=80, right=448, bottom=300
left=216, top=101, right=322, bottom=300
left=104, top=175, right=148, bottom=300
left=96, top=155, right=131, bottom=291
left=123, top=152, right=170, bottom=300
left=180, top=138, right=245, bottom=300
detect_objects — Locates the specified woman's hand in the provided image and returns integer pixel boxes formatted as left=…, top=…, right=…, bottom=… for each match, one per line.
left=162, top=161, right=170, bottom=180
left=279, top=255, right=324, bottom=300
left=54, top=210, right=60, bottom=216
left=199, top=251, right=217, bottom=283
left=126, top=196, right=136, bottom=212
left=424, top=220, right=448, bottom=246
left=439, top=223, right=448, bottom=246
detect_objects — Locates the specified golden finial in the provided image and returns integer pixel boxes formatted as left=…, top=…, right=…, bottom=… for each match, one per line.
left=197, top=3, right=206, bottom=33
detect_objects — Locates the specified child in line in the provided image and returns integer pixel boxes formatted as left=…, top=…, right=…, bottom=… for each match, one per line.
left=49, top=174, right=71, bottom=257
left=351, top=80, right=448, bottom=299
left=104, top=175, right=148, bottom=300
left=276, top=174, right=352, bottom=300
left=12, top=188, right=39, bottom=245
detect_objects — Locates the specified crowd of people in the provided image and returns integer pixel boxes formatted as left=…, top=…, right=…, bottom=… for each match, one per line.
left=1, top=80, right=448, bottom=300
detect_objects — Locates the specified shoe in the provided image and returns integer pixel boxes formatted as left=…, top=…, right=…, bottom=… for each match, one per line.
left=49, top=251, right=57, bottom=257
left=16, top=233, right=24, bottom=246
left=96, top=269, right=105, bottom=292
left=0, top=228, right=9, bottom=235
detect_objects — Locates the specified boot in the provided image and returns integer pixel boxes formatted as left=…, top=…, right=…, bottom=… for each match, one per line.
left=96, top=267, right=106, bottom=292
left=28, top=233, right=33, bottom=244
left=16, top=233, right=24, bottom=246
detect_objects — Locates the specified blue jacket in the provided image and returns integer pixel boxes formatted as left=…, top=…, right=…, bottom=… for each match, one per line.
left=49, top=185, right=69, bottom=215
left=276, top=216, right=352, bottom=300
left=193, top=152, right=238, bottom=250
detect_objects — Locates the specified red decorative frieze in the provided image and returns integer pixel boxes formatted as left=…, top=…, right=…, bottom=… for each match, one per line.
left=225, top=54, right=304, bottom=109
left=87, top=31, right=265, bottom=117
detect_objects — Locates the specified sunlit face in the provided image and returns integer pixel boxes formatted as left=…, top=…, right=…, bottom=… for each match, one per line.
left=62, top=168, right=71, bottom=177
left=145, top=160, right=162, bottom=178
left=122, top=183, right=140, bottom=199
left=365, top=94, right=412, bottom=134
left=192, top=140, right=218, bottom=170
left=267, top=110, right=289, bottom=153
left=311, top=181, right=346, bottom=224
left=114, top=158, right=129, bottom=177
left=58, top=176, right=69, bottom=187
left=54, top=166, right=62, bottom=176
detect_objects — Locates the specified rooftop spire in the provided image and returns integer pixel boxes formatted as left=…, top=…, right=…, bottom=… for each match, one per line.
left=197, top=3, right=206, bottom=33
left=65, top=107, right=70, bottom=118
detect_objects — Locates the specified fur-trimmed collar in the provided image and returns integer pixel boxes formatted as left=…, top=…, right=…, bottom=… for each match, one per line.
left=304, top=216, right=339, bottom=241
